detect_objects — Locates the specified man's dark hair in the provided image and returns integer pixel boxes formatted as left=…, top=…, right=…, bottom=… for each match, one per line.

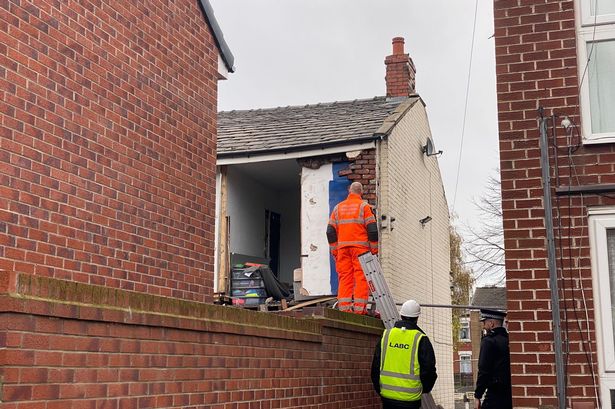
left=401, top=316, right=418, bottom=324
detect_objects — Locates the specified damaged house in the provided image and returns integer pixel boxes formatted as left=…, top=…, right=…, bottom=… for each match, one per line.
left=216, top=35, right=452, bottom=365
left=215, top=36, right=454, bottom=406
left=215, top=37, right=451, bottom=310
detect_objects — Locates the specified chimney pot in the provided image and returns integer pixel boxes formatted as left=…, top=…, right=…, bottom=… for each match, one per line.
left=392, top=37, right=405, bottom=55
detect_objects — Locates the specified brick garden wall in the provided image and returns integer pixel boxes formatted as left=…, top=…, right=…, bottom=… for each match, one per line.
left=0, top=0, right=219, bottom=303
left=0, top=271, right=382, bottom=409
left=493, top=0, right=615, bottom=407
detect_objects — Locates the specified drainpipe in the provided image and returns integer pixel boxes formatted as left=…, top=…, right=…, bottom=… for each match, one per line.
left=538, top=110, right=566, bottom=409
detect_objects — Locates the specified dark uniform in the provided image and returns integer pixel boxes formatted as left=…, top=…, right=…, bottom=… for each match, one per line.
left=371, top=319, right=438, bottom=409
left=474, top=310, right=512, bottom=409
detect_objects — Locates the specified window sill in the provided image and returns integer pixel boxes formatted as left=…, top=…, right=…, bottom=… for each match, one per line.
left=583, top=134, right=615, bottom=145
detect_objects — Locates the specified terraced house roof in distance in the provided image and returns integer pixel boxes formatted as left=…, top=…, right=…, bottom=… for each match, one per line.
left=471, top=286, right=507, bottom=310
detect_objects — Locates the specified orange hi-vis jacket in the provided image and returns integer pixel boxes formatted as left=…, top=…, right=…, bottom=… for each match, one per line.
left=327, top=193, right=378, bottom=254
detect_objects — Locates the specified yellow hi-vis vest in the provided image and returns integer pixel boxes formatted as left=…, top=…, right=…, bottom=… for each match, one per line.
left=379, top=327, right=424, bottom=402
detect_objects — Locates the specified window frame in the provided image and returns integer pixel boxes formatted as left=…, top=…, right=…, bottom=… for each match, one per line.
left=458, top=318, right=471, bottom=343
left=589, top=211, right=615, bottom=371
left=458, top=352, right=472, bottom=374
left=589, top=208, right=615, bottom=406
left=576, top=0, right=615, bottom=144
left=580, top=0, right=615, bottom=26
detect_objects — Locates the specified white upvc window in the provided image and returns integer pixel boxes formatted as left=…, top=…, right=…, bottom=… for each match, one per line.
left=589, top=208, right=615, bottom=404
left=577, top=0, right=615, bottom=144
left=459, top=318, right=471, bottom=342
left=459, top=353, right=472, bottom=374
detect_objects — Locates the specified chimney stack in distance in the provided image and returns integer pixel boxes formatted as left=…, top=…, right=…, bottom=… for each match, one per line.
left=385, top=37, right=416, bottom=98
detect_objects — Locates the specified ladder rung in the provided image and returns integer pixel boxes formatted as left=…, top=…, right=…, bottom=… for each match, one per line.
left=358, top=252, right=400, bottom=329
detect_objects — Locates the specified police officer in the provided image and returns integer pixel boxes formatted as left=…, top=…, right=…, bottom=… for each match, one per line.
left=474, top=309, right=512, bottom=409
left=371, top=300, right=437, bottom=409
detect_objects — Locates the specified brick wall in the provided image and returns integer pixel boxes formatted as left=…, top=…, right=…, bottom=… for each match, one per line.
left=0, top=271, right=382, bottom=408
left=0, top=0, right=219, bottom=302
left=493, top=0, right=615, bottom=407
left=338, top=149, right=378, bottom=204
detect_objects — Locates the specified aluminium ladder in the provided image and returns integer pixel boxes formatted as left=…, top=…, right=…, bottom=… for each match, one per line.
left=358, top=252, right=400, bottom=329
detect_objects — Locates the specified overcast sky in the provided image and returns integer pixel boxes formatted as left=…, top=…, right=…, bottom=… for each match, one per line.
left=210, top=0, right=500, bottom=282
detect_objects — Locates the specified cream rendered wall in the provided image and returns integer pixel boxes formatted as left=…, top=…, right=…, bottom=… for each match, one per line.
left=378, top=101, right=453, bottom=408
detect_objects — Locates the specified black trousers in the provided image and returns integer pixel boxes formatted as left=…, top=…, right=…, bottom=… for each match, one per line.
left=482, top=392, right=512, bottom=409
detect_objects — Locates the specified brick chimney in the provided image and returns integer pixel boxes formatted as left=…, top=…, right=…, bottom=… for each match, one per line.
left=385, top=37, right=416, bottom=98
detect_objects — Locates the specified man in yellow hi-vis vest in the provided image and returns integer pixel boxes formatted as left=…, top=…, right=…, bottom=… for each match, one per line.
left=371, top=300, right=437, bottom=409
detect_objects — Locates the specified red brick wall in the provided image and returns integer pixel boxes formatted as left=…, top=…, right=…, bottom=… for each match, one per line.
left=0, top=271, right=382, bottom=409
left=0, top=0, right=219, bottom=302
left=339, top=149, right=378, bottom=205
left=494, top=0, right=615, bottom=407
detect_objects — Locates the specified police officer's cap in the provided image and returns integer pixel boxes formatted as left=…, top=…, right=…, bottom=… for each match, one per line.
left=479, top=309, right=507, bottom=321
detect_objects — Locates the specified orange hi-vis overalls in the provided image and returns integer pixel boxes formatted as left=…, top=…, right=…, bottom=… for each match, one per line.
left=326, top=193, right=379, bottom=315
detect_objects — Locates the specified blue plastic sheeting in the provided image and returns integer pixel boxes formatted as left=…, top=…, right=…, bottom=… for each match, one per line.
left=328, top=162, right=350, bottom=294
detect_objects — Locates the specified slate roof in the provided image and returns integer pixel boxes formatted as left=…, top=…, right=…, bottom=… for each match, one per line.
left=217, top=96, right=420, bottom=158
left=471, top=287, right=507, bottom=309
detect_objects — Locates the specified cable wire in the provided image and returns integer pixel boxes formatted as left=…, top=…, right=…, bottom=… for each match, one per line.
left=452, top=0, right=479, bottom=210
left=568, top=157, right=601, bottom=408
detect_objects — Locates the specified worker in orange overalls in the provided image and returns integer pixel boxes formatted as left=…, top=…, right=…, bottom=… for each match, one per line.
left=326, top=181, right=379, bottom=315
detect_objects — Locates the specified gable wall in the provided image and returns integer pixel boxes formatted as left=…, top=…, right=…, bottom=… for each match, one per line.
left=0, top=0, right=219, bottom=302
left=377, top=102, right=452, bottom=407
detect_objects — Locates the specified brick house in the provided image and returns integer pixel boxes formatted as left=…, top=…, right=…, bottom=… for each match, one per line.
left=216, top=37, right=454, bottom=407
left=494, top=0, right=615, bottom=407
left=0, top=0, right=234, bottom=303
left=0, top=3, right=437, bottom=408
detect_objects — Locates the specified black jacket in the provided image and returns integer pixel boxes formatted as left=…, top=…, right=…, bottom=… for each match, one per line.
left=371, top=319, right=438, bottom=408
left=474, top=326, right=512, bottom=409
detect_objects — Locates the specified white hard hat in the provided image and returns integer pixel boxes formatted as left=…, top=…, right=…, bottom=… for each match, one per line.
left=400, top=299, right=421, bottom=318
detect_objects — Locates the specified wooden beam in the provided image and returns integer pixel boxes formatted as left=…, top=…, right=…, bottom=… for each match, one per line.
left=217, top=166, right=230, bottom=294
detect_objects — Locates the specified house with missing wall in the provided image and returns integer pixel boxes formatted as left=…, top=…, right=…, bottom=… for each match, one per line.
left=494, top=1, right=615, bottom=408
left=216, top=37, right=454, bottom=407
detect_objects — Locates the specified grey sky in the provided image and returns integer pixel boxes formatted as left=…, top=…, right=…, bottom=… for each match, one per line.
left=210, top=0, right=500, bottom=279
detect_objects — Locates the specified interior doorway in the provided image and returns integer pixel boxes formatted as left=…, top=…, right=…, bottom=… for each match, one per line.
left=265, top=210, right=281, bottom=276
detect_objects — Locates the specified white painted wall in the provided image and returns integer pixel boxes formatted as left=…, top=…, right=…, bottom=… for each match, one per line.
left=300, top=164, right=334, bottom=296
left=378, top=101, right=453, bottom=408
left=227, top=166, right=279, bottom=259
